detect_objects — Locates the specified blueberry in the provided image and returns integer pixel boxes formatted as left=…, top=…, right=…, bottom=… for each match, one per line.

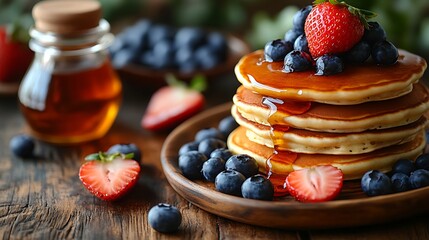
left=10, top=134, right=35, bottom=158
left=178, top=151, right=207, bottom=179
left=225, top=154, right=259, bottom=178
left=119, top=22, right=150, bottom=51
left=264, top=39, right=293, bottom=62
left=148, top=203, right=181, bottom=233
left=174, top=27, right=206, bottom=49
left=206, top=32, right=228, bottom=60
left=178, top=60, right=199, bottom=73
left=150, top=39, right=176, bottom=69
left=344, top=41, right=371, bottom=63
left=147, top=24, right=175, bottom=48
left=131, top=19, right=152, bottom=48
left=392, top=159, right=415, bottom=176
left=107, top=143, right=142, bottom=161
left=415, top=154, right=429, bottom=170
left=292, top=5, right=312, bottom=31
left=241, top=174, right=274, bottom=200
left=315, top=54, right=344, bottom=76
left=218, top=115, right=238, bottom=137
left=391, top=173, right=411, bottom=193
left=283, top=50, right=312, bottom=73
left=202, top=157, right=226, bottom=182
left=210, top=148, right=233, bottom=161
left=175, top=47, right=194, bottom=67
left=284, top=28, right=303, bottom=43
left=371, top=40, right=399, bottom=65
left=138, top=52, right=155, bottom=67
left=195, top=128, right=225, bottom=142
left=111, top=48, right=137, bottom=68
left=194, top=45, right=221, bottom=70
left=363, top=22, right=387, bottom=45
left=109, top=35, right=127, bottom=56
left=361, top=170, right=392, bottom=196
left=178, top=141, right=199, bottom=155
left=215, top=170, right=246, bottom=196
left=293, top=34, right=309, bottom=54
left=409, top=169, right=429, bottom=189
left=198, top=138, right=227, bottom=158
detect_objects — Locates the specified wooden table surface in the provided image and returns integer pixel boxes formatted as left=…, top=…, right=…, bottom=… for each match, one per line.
left=1, top=73, right=429, bottom=240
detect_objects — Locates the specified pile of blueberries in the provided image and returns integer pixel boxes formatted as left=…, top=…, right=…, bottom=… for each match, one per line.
left=109, top=19, right=229, bottom=73
left=361, top=154, right=429, bottom=196
left=264, top=5, right=399, bottom=75
left=178, top=116, right=275, bottom=200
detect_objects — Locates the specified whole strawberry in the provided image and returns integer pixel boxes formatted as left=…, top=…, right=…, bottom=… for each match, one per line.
left=79, top=152, right=141, bottom=201
left=304, top=0, right=375, bottom=59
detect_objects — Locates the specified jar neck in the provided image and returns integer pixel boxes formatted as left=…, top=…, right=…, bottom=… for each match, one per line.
left=29, top=19, right=114, bottom=57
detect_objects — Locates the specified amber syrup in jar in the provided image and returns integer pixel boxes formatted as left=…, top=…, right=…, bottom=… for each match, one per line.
left=18, top=0, right=121, bottom=144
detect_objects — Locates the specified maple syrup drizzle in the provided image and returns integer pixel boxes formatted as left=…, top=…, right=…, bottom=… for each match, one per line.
left=261, top=96, right=311, bottom=196
left=242, top=50, right=426, bottom=94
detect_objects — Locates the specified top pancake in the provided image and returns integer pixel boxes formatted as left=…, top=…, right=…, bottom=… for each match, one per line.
left=235, top=50, right=427, bottom=105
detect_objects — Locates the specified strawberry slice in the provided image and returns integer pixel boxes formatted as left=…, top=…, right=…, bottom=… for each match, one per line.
left=286, top=165, right=343, bottom=203
left=79, top=152, right=141, bottom=201
left=141, top=75, right=205, bottom=131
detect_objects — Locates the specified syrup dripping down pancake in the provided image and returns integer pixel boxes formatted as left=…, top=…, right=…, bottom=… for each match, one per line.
left=235, top=50, right=427, bottom=105
left=227, top=126, right=426, bottom=180
left=233, top=83, right=429, bottom=133
left=232, top=105, right=427, bottom=155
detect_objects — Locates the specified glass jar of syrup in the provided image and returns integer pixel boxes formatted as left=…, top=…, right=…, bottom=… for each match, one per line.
left=18, top=0, right=122, bottom=144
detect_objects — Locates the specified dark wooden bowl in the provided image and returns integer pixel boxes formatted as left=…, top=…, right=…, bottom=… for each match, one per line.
left=117, top=35, right=250, bottom=87
left=161, top=103, right=429, bottom=229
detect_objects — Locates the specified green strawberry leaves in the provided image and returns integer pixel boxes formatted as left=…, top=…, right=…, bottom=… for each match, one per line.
left=166, top=74, right=207, bottom=92
left=85, top=152, right=134, bottom=162
left=313, top=0, right=377, bottom=28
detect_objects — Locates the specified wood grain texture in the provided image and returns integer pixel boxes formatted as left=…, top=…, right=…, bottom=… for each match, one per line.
left=0, top=77, right=429, bottom=239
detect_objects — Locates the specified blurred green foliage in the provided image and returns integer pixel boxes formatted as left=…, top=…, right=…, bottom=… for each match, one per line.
left=0, top=0, right=427, bottom=56
left=170, top=0, right=256, bottom=29
left=245, top=6, right=298, bottom=49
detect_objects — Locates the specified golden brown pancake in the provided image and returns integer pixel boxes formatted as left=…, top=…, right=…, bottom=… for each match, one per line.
left=235, top=50, right=427, bottom=105
left=233, top=83, right=429, bottom=132
left=232, top=105, right=427, bottom=154
left=227, top=126, right=426, bottom=180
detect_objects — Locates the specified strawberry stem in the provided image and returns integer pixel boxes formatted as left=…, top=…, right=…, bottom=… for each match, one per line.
left=85, top=152, right=134, bottom=162
left=165, top=74, right=207, bottom=92
left=313, top=0, right=377, bottom=28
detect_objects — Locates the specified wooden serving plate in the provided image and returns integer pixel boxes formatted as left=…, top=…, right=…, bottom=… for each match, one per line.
left=160, top=103, right=429, bottom=229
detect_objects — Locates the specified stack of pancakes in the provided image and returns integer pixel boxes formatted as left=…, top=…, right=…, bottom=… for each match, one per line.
left=228, top=49, right=428, bottom=181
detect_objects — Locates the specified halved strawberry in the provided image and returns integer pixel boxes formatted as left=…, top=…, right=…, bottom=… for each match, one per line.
left=79, top=152, right=141, bottom=201
left=141, top=75, right=206, bottom=131
left=286, top=165, right=343, bottom=203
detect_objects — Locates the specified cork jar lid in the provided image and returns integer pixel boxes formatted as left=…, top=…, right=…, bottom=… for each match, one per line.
left=32, top=0, right=102, bottom=35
